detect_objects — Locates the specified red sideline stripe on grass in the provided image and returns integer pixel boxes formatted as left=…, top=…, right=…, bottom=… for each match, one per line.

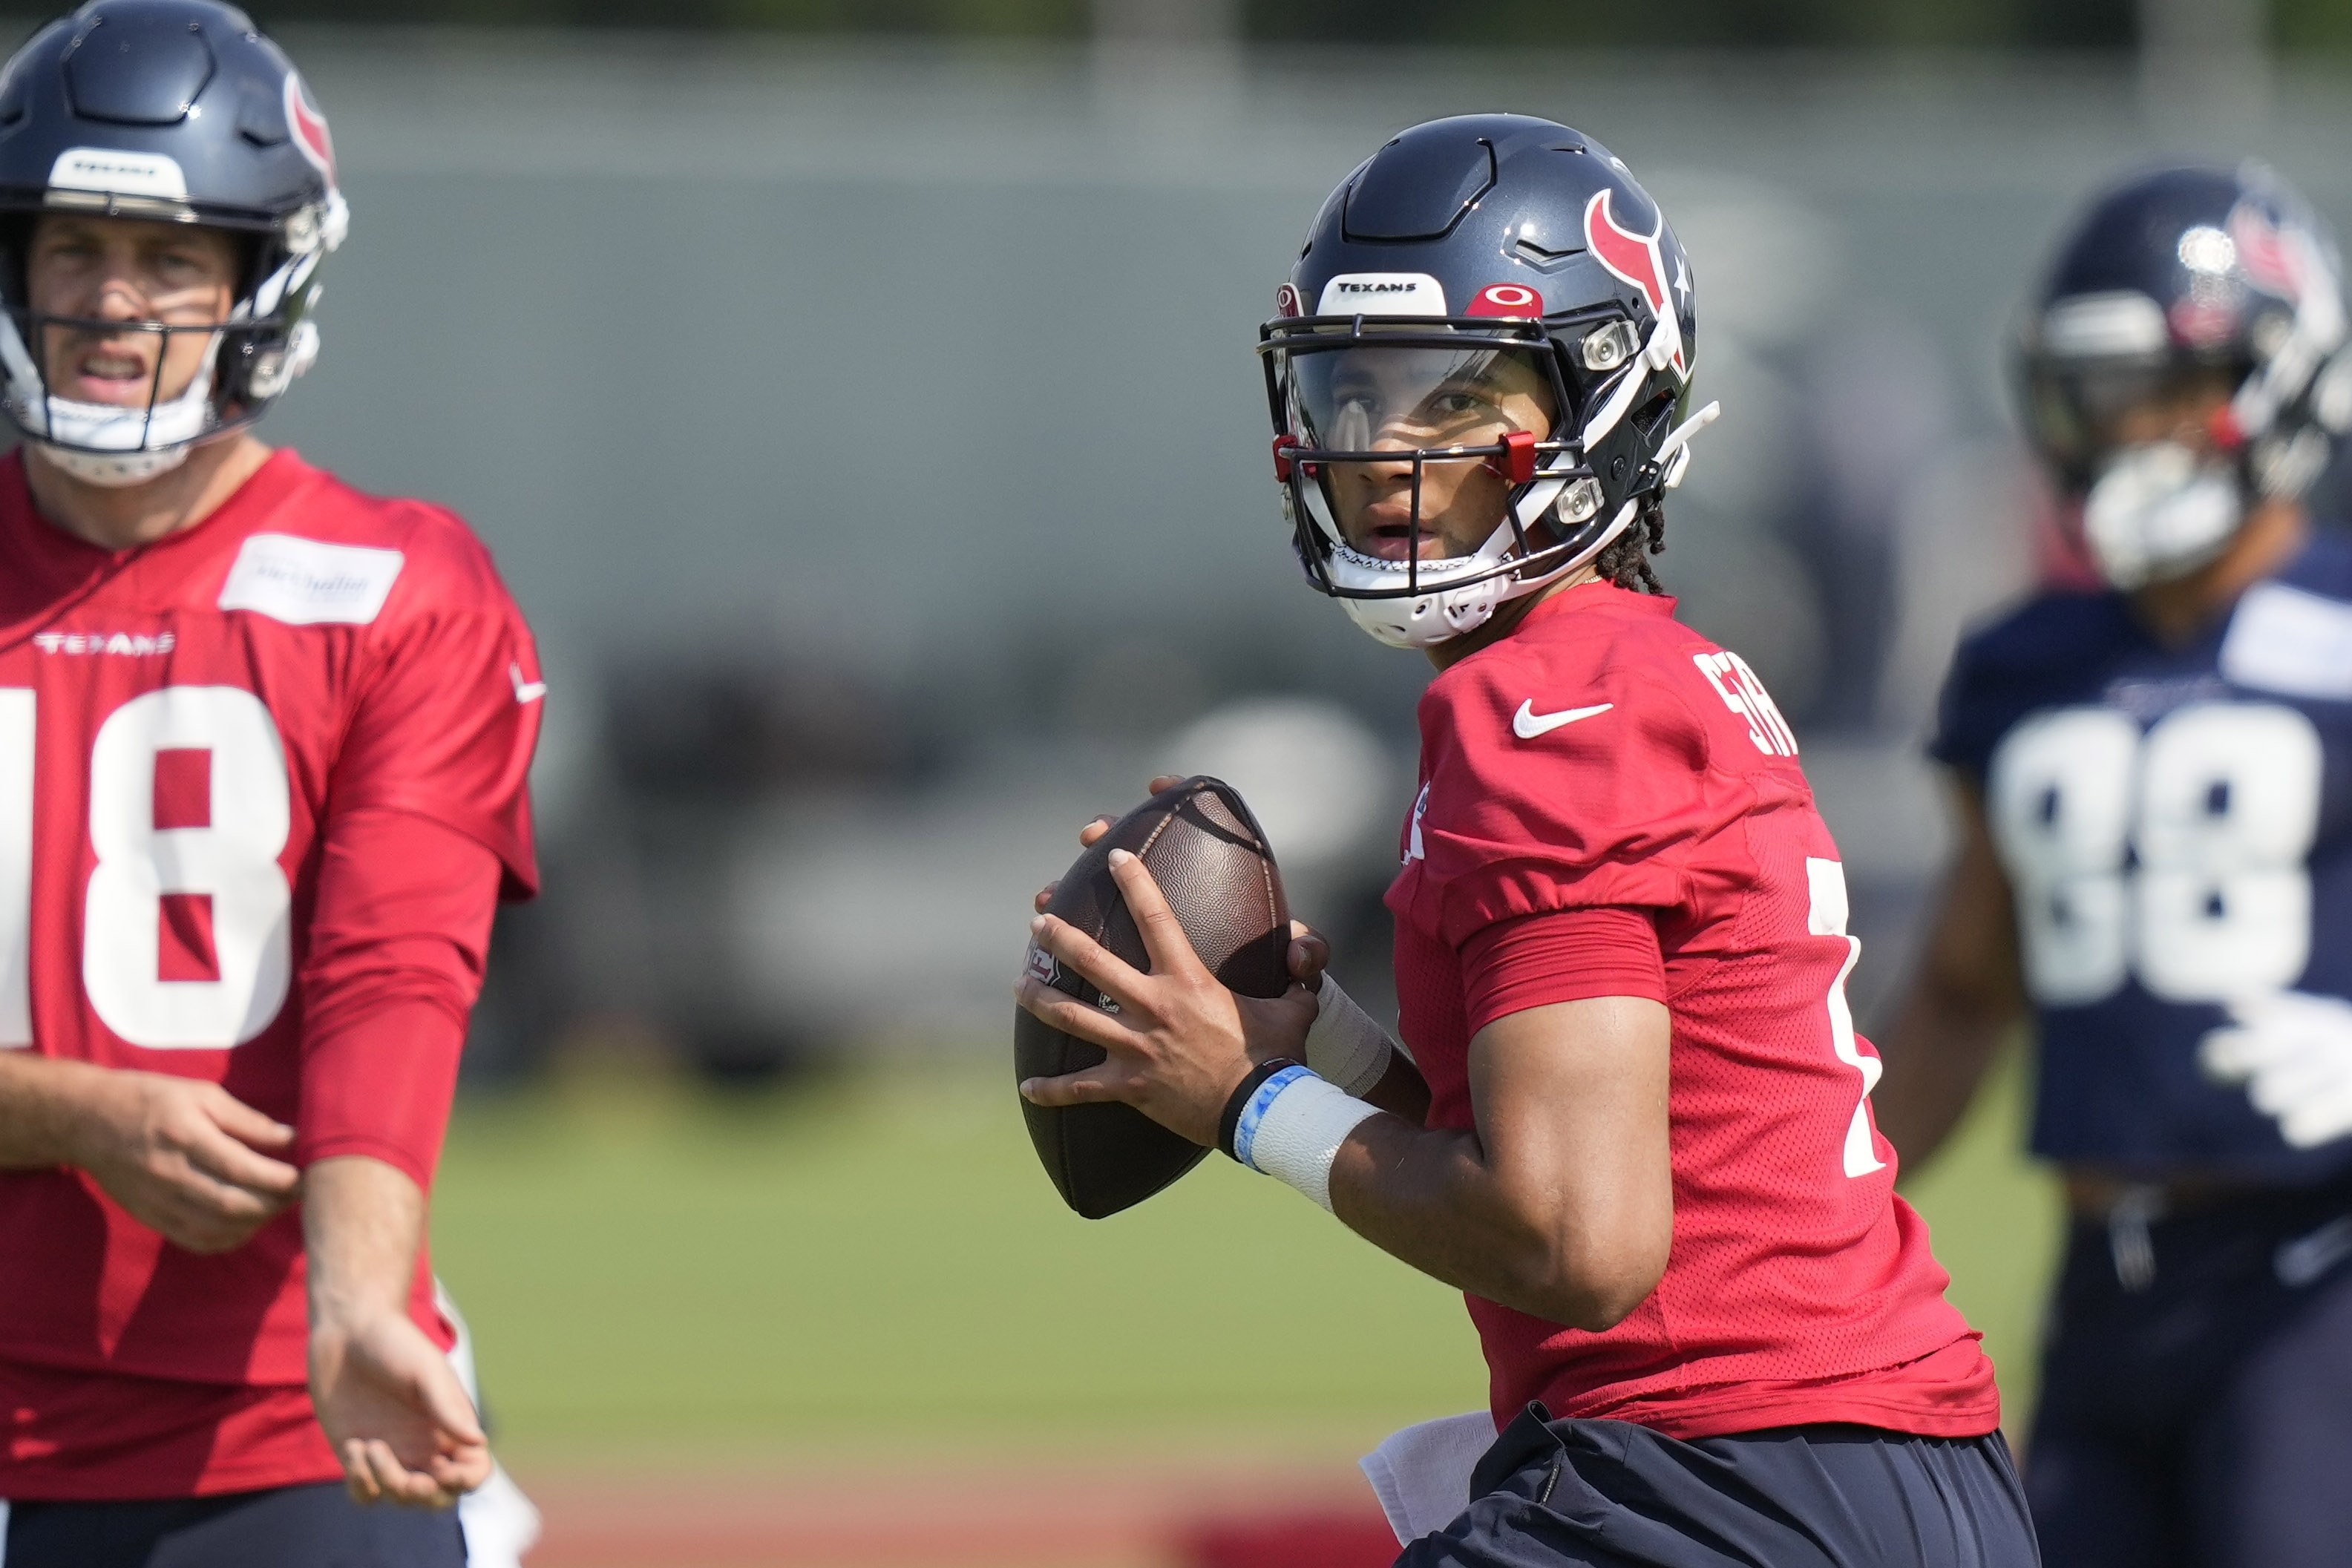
left=519, top=1459, right=1399, bottom=1568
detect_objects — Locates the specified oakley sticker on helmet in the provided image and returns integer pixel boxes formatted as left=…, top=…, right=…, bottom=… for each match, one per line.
left=1466, top=283, right=1543, bottom=319
left=1315, top=273, right=1446, bottom=316
left=284, top=72, right=335, bottom=183
left=1584, top=189, right=1688, bottom=375
left=1274, top=282, right=1303, bottom=319
left=48, top=148, right=187, bottom=201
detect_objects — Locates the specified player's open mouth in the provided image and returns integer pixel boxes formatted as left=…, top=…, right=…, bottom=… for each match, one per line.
left=1351, top=505, right=1457, bottom=562
left=1354, top=526, right=1425, bottom=562
left=61, top=344, right=159, bottom=405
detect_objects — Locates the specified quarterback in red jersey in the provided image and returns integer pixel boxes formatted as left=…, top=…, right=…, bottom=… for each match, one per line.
left=0, top=5, right=538, bottom=1564
left=1018, top=117, right=2037, bottom=1565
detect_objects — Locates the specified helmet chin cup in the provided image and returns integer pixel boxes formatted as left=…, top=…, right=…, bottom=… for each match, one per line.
left=1343, top=573, right=1505, bottom=649
left=2082, top=442, right=2244, bottom=590
left=1323, top=499, right=1641, bottom=649
left=32, top=439, right=191, bottom=488
left=1, top=318, right=218, bottom=490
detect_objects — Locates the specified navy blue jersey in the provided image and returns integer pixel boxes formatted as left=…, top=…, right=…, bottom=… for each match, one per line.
left=1933, top=531, right=2352, bottom=1182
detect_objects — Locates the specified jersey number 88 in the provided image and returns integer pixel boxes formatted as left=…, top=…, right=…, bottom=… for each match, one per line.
left=1988, top=701, right=2322, bottom=1006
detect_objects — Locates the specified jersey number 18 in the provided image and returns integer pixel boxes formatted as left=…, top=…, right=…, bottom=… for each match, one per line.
left=0, top=685, right=293, bottom=1051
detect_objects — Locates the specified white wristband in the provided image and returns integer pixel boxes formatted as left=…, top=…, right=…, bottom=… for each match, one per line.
left=1303, top=974, right=1399, bottom=1097
left=1233, top=1065, right=1382, bottom=1213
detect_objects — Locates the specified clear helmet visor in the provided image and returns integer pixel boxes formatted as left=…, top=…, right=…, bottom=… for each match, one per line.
left=1288, top=342, right=1560, bottom=564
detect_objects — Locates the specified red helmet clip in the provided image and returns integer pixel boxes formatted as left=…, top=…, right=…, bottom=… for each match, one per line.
left=1490, top=430, right=1539, bottom=485
left=2205, top=404, right=2245, bottom=453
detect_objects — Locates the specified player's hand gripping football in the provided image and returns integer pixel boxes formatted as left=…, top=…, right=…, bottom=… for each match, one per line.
left=1018, top=778, right=1327, bottom=1149
left=65, top=1066, right=301, bottom=1253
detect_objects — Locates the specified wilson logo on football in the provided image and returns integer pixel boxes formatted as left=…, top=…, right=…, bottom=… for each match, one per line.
left=1466, top=283, right=1543, bottom=318
left=1584, top=188, right=1689, bottom=376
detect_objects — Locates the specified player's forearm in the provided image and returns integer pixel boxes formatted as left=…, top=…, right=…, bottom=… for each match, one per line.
left=1873, top=985, right=2014, bottom=1172
left=1360, top=1049, right=1432, bottom=1125
left=1311, top=997, right=1671, bottom=1329
left=1327, top=1115, right=1660, bottom=1329
left=304, top=1155, right=425, bottom=1328
left=0, top=1052, right=121, bottom=1168
left=1871, top=778, right=2027, bottom=1173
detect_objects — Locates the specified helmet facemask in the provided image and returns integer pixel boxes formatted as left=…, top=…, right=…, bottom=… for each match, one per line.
left=0, top=213, right=335, bottom=487
left=1262, top=312, right=1686, bottom=649
left=2027, top=355, right=2250, bottom=589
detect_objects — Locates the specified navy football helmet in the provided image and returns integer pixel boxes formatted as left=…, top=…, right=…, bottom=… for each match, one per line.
left=1259, top=114, right=1715, bottom=648
left=2017, top=163, right=2350, bottom=589
left=0, top=1, right=347, bottom=485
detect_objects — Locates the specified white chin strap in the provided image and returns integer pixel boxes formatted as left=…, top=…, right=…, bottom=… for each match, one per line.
left=2081, top=441, right=2244, bottom=591
left=1335, top=499, right=1642, bottom=649
left=0, top=315, right=219, bottom=488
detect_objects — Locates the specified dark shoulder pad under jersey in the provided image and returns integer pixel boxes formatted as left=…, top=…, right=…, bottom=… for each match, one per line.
left=1930, top=588, right=2138, bottom=782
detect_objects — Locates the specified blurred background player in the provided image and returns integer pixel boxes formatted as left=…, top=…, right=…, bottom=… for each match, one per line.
left=1878, top=163, right=2352, bottom=1567
left=1018, top=114, right=2037, bottom=1566
left=0, top=3, right=540, bottom=1564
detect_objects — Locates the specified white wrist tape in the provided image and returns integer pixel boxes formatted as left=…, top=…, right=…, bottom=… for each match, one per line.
left=1231, top=1063, right=1383, bottom=1213
left=1303, top=974, right=1399, bottom=1097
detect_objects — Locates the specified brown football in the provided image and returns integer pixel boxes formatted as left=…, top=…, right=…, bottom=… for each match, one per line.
left=1016, top=776, right=1291, bottom=1218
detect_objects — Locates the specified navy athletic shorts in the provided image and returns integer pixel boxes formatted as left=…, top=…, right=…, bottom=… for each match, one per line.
left=2027, top=1177, right=2352, bottom=1568
left=1, top=1480, right=466, bottom=1568
left=1397, top=1403, right=2037, bottom=1567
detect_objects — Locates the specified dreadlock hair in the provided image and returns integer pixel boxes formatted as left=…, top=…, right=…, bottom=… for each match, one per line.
left=1592, top=495, right=1668, bottom=594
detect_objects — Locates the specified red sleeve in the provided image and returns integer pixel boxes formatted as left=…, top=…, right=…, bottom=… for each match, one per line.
left=1409, top=643, right=1719, bottom=951
left=1461, top=907, right=1666, bottom=1036
left=335, top=581, right=541, bottom=901
left=295, top=807, right=500, bottom=1187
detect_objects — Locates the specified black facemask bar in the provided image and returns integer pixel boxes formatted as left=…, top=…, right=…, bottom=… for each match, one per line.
left=1258, top=313, right=1633, bottom=602
left=2019, top=347, right=2259, bottom=491
left=0, top=306, right=286, bottom=454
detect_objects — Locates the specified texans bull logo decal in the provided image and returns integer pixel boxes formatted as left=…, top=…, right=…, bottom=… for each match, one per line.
left=1583, top=188, right=1688, bottom=377
left=284, top=71, right=335, bottom=183
left=2229, top=200, right=2309, bottom=306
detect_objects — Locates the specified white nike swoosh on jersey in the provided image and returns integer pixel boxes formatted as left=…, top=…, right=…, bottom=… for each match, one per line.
left=510, top=663, right=548, bottom=703
left=1513, top=698, right=1613, bottom=738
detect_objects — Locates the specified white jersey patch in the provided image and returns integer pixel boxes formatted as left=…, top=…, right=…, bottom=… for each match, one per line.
left=217, top=534, right=404, bottom=626
left=2219, top=580, right=2352, bottom=701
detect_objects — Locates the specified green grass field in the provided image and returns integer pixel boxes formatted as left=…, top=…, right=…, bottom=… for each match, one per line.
left=429, top=1044, right=2063, bottom=1470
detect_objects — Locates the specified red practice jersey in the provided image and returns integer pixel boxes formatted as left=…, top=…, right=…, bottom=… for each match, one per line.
left=1386, top=583, right=1998, bottom=1440
left=0, top=450, right=539, bottom=1498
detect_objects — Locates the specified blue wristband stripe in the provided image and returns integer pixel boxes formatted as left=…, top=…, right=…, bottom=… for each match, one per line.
left=1234, top=1064, right=1316, bottom=1172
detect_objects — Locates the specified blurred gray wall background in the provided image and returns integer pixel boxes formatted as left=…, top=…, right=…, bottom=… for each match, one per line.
left=117, top=26, right=2352, bottom=1072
